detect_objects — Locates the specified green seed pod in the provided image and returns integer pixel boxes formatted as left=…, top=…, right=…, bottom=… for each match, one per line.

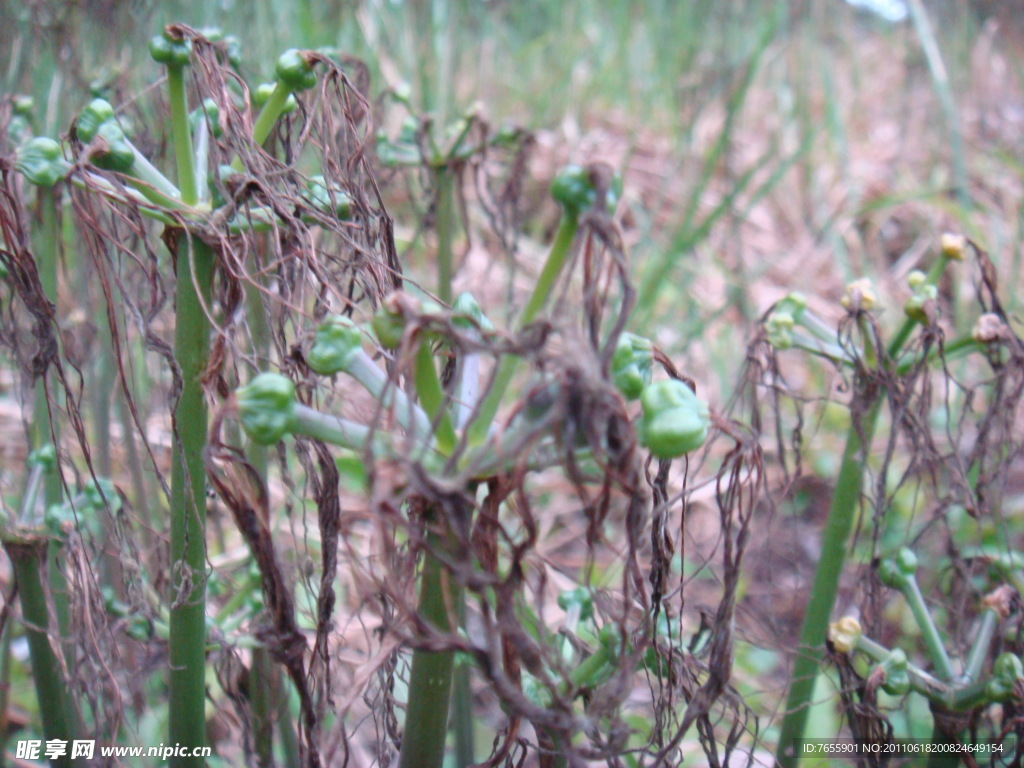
left=550, top=164, right=622, bottom=219
left=986, top=653, right=1024, bottom=702
left=611, top=332, right=654, bottom=400
left=275, top=48, right=317, bottom=92
left=236, top=372, right=297, bottom=445
left=372, top=293, right=413, bottom=350
left=12, top=94, right=34, bottom=118
left=91, top=120, right=135, bottom=173
left=775, top=291, right=808, bottom=322
left=76, top=98, right=117, bottom=143
left=904, top=283, right=937, bottom=324
left=308, top=315, right=363, bottom=375
left=148, top=30, right=193, bottom=67
left=598, top=623, right=622, bottom=656
left=637, top=379, right=710, bottom=459
left=452, top=291, right=494, bottom=332
left=875, top=648, right=910, bottom=697
left=827, top=616, right=862, bottom=654
left=303, top=176, right=352, bottom=219
left=15, top=138, right=70, bottom=188
left=28, top=443, right=57, bottom=472
left=765, top=310, right=795, bottom=350
left=878, top=548, right=918, bottom=589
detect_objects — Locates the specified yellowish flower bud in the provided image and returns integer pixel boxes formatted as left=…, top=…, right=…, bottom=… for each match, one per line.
left=828, top=616, right=862, bottom=654
left=841, top=278, right=876, bottom=312
left=940, top=233, right=967, bottom=261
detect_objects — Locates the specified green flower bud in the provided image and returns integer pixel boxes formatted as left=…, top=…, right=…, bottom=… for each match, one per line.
left=986, top=653, right=1024, bottom=702
left=28, top=443, right=57, bottom=471
left=307, top=315, right=363, bottom=375
left=550, top=164, right=622, bottom=218
left=904, top=283, right=937, bottom=324
left=452, top=291, right=493, bottom=332
left=236, top=372, right=297, bottom=445
left=611, top=332, right=654, bottom=400
left=275, top=49, right=317, bottom=92
left=302, top=175, right=352, bottom=219
left=875, top=648, right=910, bottom=696
left=15, top=138, right=70, bottom=188
left=372, top=293, right=413, bottom=350
left=12, top=94, right=34, bottom=118
left=76, top=98, right=117, bottom=143
left=906, top=270, right=927, bottom=290
left=637, top=379, right=709, bottom=459
left=878, top=548, right=918, bottom=589
left=765, top=310, right=795, bottom=350
left=149, top=30, right=193, bottom=67
left=827, top=616, right=862, bottom=654
left=91, top=120, right=135, bottom=172
left=775, top=291, right=808, bottom=320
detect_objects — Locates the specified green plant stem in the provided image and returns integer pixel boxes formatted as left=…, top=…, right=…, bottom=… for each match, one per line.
left=165, top=54, right=211, bottom=766
left=853, top=634, right=946, bottom=695
left=4, top=534, right=74, bottom=768
left=414, top=342, right=456, bottom=454
left=125, top=139, right=182, bottom=199
left=168, top=233, right=214, bottom=766
left=776, top=397, right=882, bottom=767
left=251, top=645, right=273, bottom=767
left=962, top=608, right=999, bottom=684
left=167, top=64, right=198, bottom=205
left=899, top=574, right=955, bottom=681
left=343, top=350, right=433, bottom=437
left=776, top=254, right=956, bottom=766
left=33, top=188, right=62, bottom=510
left=468, top=214, right=579, bottom=444
left=435, top=167, right=456, bottom=305
left=251, top=84, right=293, bottom=150
left=398, top=517, right=459, bottom=768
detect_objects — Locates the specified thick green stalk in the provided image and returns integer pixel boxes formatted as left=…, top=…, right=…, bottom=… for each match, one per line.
left=776, top=254, right=956, bottom=766
left=4, top=536, right=74, bottom=768
left=398, top=521, right=459, bottom=768
left=468, top=214, right=579, bottom=445
left=168, top=233, right=214, bottom=765
left=32, top=189, right=61, bottom=509
left=250, top=646, right=274, bottom=767
left=164, top=56, right=211, bottom=767
left=777, top=399, right=882, bottom=766
left=435, top=167, right=456, bottom=306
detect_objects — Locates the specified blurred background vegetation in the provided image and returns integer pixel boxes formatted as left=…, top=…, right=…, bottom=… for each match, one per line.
left=3, top=0, right=1024, bottom=763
